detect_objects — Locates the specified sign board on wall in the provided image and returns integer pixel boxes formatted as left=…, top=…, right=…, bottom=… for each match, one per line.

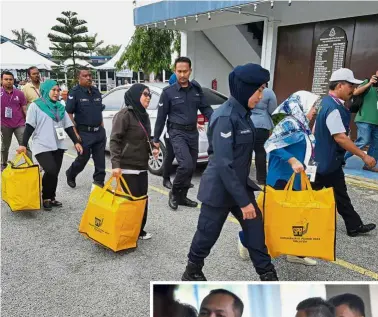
left=116, top=69, right=133, bottom=78
left=311, top=27, right=348, bottom=96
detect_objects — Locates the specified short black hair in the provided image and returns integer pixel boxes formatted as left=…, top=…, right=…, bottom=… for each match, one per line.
left=328, top=293, right=365, bottom=316
left=1, top=71, right=14, bottom=79
left=297, top=297, right=335, bottom=317
left=180, top=303, right=198, bottom=317
left=205, top=289, right=244, bottom=317
left=174, top=56, right=191, bottom=68
left=76, top=67, right=91, bottom=78
left=27, top=66, right=38, bottom=76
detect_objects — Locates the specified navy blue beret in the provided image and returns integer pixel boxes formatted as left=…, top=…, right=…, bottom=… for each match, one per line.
left=233, top=63, right=270, bottom=85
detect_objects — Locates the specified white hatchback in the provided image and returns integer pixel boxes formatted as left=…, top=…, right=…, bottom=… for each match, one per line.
left=102, top=83, right=227, bottom=175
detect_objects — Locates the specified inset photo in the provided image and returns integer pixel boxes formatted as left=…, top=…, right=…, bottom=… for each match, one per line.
left=152, top=283, right=378, bottom=317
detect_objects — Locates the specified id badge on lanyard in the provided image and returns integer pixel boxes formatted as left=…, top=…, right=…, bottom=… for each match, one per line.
left=4, top=90, right=14, bottom=118
left=305, top=159, right=318, bottom=182
left=52, top=109, right=66, bottom=140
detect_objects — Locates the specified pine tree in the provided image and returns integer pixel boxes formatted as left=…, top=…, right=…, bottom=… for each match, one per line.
left=48, top=11, right=94, bottom=86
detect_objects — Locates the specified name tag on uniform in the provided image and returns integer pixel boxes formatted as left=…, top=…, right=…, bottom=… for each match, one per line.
left=5, top=107, right=12, bottom=118
left=240, top=129, right=251, bottom=134
left=94, top=98, right=101, bottom=102
left=55, top=127, right=66, bottom=140
left=80, top=98, right=89, bottom=102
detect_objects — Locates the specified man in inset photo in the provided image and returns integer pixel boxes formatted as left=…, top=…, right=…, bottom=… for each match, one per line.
left=296, top=297, right=335, bottom=317
left=328, top=293, right=365, bottom=317
left=198, top=289, right=244, bottom=317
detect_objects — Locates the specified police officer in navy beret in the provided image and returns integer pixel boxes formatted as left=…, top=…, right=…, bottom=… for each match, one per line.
left=153, top=57, right=213, bottom=210
left=182, top=63, right=278, bottom=281
left=65, top=68, right=106, bottom=188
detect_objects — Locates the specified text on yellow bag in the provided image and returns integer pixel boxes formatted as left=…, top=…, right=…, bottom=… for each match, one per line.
left=257, top=172, right=336, bottom=261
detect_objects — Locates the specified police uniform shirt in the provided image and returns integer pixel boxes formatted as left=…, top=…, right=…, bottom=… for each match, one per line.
left=65, top=85, right=103, bottom=127
left=153, top=80, right=213, bottom=142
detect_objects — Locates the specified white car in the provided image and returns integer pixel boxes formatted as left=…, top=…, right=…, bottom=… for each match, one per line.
left=102, top=83, right=227, bottom=175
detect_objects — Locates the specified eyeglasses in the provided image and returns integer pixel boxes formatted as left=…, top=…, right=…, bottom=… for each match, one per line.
left=142, top=92, right=152, bottom=98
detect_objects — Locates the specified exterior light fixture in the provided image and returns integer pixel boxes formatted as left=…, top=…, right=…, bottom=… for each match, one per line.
left=208, top=12, right=211, bottom=20
left=184, top=17, right=187, bottom=24
left=132, top=0, right=136, bottom=6
left=195, top=14, right=198, bottom=22
left=271, top=0, right=274, bottom=8
left=254, top=4, right=257, bottom=12
left=288, top=0, right=292, bottom=5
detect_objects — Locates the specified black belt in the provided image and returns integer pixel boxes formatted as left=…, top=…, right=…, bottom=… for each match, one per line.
left=169, top=122, right=197, bottom=132
left=77, top=125, right=101, bottom=132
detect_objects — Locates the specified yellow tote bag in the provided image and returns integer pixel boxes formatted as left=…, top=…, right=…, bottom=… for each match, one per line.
left=79, top=176, right=147, bottom=252
left=257, top=172, right=336, bottom=261
left=1, top=153, right=41, bottom=211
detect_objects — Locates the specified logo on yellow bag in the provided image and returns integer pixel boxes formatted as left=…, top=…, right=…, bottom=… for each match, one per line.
left=292, top=222, right=309, bottom=237
left=95, top=217, right=104, bottom=227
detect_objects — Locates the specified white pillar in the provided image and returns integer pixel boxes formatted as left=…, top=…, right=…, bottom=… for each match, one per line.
left=163, top=70, right=166, bottom=82
left=97, top=71, right=101, bottom=90
left=105, top=71, right=109, bottom=91
left=180, top=31, right=188, bottom=56
left=261, top=19, right=279, bottom=89
left=64, top=73, right=68, bottom=87
left=181, top=31, right=196, bottom=79
left=114, top=70, right=116, bottom=87
left=137, top=71, right=140, bottom=83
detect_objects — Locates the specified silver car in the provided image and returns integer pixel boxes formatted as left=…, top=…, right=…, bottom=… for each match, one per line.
left=102, top=83, right=227, bottom=175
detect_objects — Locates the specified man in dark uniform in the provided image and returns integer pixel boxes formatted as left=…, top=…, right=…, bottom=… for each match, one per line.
left=153, top=57, right=213, bottom=210
left=65, top=68, right=106, bottom=188
left=182, top=63, right=278, bottom=281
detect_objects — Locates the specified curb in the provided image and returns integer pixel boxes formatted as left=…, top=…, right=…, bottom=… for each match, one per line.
left=345, top=173, right=378, bottom=189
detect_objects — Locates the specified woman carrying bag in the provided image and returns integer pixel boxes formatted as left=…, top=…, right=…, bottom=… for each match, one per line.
left=110, top=84, right=158, bottom=241
left=17, top=80, right=83, bottom=210
left=238, top=91, right=321, bottom=265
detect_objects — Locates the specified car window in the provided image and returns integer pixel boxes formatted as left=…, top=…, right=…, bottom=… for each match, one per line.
left=202, top=88, right=227, bottom=105
left=147, top=91, right=160, bottom=110
left=102, top=88, right=126, bottom=111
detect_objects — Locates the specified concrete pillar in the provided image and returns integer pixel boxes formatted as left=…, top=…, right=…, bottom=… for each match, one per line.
left=114, top=71, right=116, bottom=87
left=181, top=31, right=196, bottom=79
left=105, top=71, right=109, bottom=91
left=163, top=70, right=166, bottom=82
left=261, top=19, right=279, bottom=89
left=97, top=71, right=101, bottom=90
left=137, top=72, right=140, bottom=83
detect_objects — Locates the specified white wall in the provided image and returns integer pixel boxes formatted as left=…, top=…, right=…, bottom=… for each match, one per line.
left=187, top=31, right=233, bottom=96
left=203, top=25, right=261, bottom=68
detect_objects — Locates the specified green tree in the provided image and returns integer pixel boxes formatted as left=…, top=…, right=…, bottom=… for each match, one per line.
left=96, top=44, right=121, bottom=57
left=115, top=27, right=181, bottom=77
left=48, top=11, right=94, bottom=87
left=11, top=28, right=37, bottom=50
left=86, top=33, right=104, bottom=56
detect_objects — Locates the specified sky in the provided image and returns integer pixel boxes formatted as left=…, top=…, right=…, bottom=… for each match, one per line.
left=1, top=0, right=136, bottom=54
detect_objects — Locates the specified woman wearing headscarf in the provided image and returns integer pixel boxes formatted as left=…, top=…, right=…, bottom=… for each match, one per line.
left=182, top=63, right=278, bottom=281
left=238, top=91, right=321, bottom=265
left=16, top=80, right=83, bottom=210
left=110, top=84, right=158, bottom=241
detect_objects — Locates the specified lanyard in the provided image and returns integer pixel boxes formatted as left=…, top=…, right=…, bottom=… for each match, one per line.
left=41, top=97, right=60, bottom=122
left=132, top=111, right=154, bottom=153
left=32, top=86, right=41, bottom=98
left=2, top=88, right=14, bottom=108
left=329, top=93, right=345, bottom=107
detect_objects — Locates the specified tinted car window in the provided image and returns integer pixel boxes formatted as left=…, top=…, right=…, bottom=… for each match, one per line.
left=102, top=88, right=126, bottom=111
left=203, top=88, right=227, bottom=105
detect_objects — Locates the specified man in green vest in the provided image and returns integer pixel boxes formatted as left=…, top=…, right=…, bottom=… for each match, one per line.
left=345, top=71, right=378, bottom=172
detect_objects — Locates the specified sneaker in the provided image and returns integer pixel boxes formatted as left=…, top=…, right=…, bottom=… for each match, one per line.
left=139, top=232, right=152, bottom=240
left=286, top=255, right=317, bottom=266
left=238, top=236, right=249, bottom=261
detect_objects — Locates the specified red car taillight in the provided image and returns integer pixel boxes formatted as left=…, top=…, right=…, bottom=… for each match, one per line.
left=197, top=114, right=208, bottom=125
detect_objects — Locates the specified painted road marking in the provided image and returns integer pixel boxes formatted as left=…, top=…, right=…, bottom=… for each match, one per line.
left=64, top=152, right=378, bottom=280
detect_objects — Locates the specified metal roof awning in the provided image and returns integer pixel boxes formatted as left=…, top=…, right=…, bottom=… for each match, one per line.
left=134, top=0, right=257, bottom=26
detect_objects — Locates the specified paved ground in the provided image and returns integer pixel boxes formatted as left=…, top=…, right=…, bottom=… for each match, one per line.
left=1, top=140, right=378, bottom=316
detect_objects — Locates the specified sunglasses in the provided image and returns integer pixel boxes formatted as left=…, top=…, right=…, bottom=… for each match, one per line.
left=142, top=91, right=152, bottom=98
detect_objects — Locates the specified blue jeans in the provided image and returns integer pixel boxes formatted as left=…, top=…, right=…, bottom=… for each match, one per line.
left=345, top=122, right=378, bottom=162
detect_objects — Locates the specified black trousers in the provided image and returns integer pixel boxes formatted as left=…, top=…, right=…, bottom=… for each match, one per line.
left=163, top=136, right=175, bottom=179
left=67, top=127, right=106, bottom=184
left=169, top=129, right=198, bottom=190
left=35, top=149, right=65, bottom=200
left=188, top=191, right=274, bottom=276
left=120, top=172, right=148, bottom=236
left=254, top=128, right=270, bottom=184
left=312, top=167, right=363, bottom=231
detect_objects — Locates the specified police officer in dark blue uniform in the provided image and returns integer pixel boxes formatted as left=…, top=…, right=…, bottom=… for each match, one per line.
left=153, top=57, right=213, bottom=210
left=182, top=63, right=279, bottom=281
left=65, top=68, right=106, bottom=188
